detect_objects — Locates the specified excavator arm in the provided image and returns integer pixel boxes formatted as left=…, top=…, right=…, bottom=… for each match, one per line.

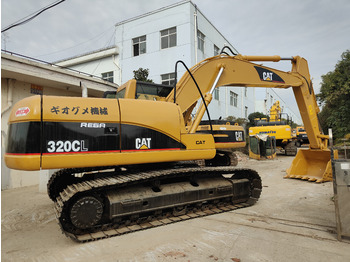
left=166, top=54, right=332, bottom=182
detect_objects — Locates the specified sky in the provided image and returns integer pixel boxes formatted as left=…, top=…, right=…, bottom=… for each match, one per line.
left=2, top=0, right=350, bottom=124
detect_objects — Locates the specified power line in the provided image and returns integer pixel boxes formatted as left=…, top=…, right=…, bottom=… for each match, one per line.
left=91, top=30, right=117, bottom=75
left=1, top=0, right=66, bottom=33
left=35, top=25, right=116, bottom=59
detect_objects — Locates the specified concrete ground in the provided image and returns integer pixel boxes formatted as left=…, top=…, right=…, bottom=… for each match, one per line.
left=2, top=155, right=350, bottom=262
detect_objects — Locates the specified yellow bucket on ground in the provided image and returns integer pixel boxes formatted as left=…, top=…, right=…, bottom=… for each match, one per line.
left=285, top=148, right=336, bottom=183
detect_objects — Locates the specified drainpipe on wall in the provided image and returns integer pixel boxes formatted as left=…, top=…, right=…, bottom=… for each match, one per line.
left=80, top=81, right=88, bottom=97
left=1, top=79, right=15, bottom=117
left=194, top=5, right=198, bottom=65
left=241, top=88, right=244, bottom=118
left=113, top=54, right=122, bottom=85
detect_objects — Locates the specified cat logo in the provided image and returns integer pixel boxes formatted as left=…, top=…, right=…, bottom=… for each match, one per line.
left=254, top=66, right=285, bottom=83
left=263, top=72, right=273, bottom=81
left=135, top=138, right=152, bottom=149
left=235, top=131, right=244, bottom=142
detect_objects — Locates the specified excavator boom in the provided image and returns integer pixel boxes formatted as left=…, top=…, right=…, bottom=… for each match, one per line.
left=165, top=54, right=332, bottom=182
left=109, top=54, right=332, bottom=182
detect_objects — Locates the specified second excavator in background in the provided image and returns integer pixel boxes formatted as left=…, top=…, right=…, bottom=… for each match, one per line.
left=295, top=126, right=309, bottom=147
left=249, top=101, right=297, bottom=156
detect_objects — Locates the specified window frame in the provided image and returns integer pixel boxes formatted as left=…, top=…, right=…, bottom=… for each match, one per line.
left=102, top=71, right=114, bottom=83
left=161, top=72, right=176, bottom=86
left=160, top=27, right=177, bottom=49
left=230, top=91, right=238, bottom=107
left=133, top=35, right=146, bottom=57
left=197, top=30, right=205, bottom=52
left=214, top=88, right=219, bottom=100
left=214, top=45, right=220, bottom=56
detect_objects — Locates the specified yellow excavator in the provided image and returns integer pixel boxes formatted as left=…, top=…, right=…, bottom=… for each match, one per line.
left=249, top=101, right=297, bottom=156
left=295, top=126, right=309, bottom=147
left=5, top=50, right=332, bottom=242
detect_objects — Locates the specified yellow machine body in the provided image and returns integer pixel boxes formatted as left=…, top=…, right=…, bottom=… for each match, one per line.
left=111, top=81, right=246, bottom=152
left=249, top=124, right=292, bottom=142
left=194, top=121, right=245, bottom=149
left=5, top=54, right=333, bottom=182
left=5, top=95, right=215, bottom=171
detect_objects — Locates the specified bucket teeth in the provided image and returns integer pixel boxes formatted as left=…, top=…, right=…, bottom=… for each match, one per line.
left=284, top=148, right=332, bottom=184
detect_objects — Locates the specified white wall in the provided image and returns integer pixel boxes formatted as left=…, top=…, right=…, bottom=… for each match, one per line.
left=115, top=1, right=254, bottom=120
left=115, top=2, right=192, bottom=83
left=62, top=56, right=121, bottom=85
left=191, top=4, right=236, bottom=61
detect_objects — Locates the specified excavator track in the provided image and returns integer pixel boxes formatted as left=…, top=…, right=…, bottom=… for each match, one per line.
left=53, top=166, right=261, bottom=242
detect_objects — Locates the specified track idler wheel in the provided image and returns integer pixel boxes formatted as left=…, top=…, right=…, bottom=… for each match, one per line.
left=69, top=196, right=104, bottom=229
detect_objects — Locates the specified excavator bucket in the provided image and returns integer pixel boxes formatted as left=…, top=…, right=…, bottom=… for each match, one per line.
left=285, top=148, right=336, bottom=183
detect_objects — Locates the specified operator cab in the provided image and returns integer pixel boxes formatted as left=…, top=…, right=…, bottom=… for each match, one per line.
left=249, top=134, right=277, bottom=160
left=104, top=80, right=173, bottom=101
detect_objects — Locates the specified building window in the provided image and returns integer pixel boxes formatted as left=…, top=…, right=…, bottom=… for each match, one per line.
left=214, top=88, right=219, bottom=100
left=161, top=73, right=176, bottom=86
left=133, top=35, right=146, bottom=56
left=161, top=27, right=177, bottom=49
left=245, top=106, right=248, bottom=118
left=197, top=30, right=205, bottom=52
left=230, top=91, right=238, bottom=107
left=214, top=45, right=220, bottom=56
left=102, top=71, right=114, bottom=83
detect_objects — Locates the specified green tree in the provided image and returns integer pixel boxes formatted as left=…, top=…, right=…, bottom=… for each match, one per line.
left=247, top=112, right=268, bottom=128
left=133, top=68, right=153, bottom=82
left=317, top=50, right=350, bottom=141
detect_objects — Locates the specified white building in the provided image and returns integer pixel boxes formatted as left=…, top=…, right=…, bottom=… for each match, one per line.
left=57, top=0, right=256, bottom=120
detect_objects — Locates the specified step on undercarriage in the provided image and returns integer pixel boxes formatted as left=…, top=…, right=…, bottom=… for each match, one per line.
left=49, top=164, right=262, bottom=242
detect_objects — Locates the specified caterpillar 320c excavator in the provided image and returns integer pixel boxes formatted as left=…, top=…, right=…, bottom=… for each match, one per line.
left=5, top=50, right=332, bottom=242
